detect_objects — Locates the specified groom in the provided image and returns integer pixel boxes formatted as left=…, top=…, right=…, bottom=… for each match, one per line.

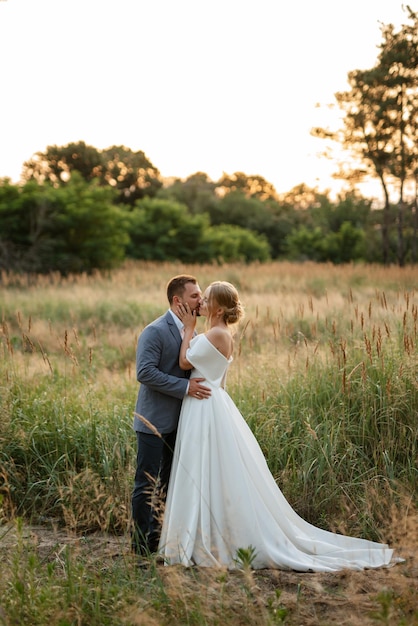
left=131, top=274, right=211, bottom=557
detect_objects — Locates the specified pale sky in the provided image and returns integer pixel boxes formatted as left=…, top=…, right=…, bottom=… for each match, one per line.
left=0, top=0, right=413, bottom=199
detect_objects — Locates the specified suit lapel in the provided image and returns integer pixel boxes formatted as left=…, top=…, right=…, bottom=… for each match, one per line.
left=165, top=311, right=182, bottom=346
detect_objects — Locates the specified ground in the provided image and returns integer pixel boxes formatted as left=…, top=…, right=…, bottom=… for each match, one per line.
left=1, top=518, right=417, bottom=625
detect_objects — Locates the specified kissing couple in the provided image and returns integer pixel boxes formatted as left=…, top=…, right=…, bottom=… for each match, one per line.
left=131, top=274, right=397, bottom=571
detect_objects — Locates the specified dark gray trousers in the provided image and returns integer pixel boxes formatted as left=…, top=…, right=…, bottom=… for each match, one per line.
left=131, top=430, right=176, bottom=554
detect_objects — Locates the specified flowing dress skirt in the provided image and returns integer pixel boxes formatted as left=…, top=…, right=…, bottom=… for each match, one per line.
left=159, top=335, right=394, bottom=571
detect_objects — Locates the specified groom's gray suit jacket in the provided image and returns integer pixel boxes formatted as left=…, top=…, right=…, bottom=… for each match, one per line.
left=133, top=310, right=189, bottom=435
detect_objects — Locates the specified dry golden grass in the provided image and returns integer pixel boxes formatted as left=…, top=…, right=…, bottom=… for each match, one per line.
left=0, top=509, right=416, bottom=625
left=2, top=260, right=417, bottom=379
left=1, top=261, right=417, bottom=624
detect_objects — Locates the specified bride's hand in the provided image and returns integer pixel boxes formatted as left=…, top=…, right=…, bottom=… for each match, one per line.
left=177, top=303, right=196, bottom=331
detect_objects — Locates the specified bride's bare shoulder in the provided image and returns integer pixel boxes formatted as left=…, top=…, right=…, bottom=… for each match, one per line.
left=205, top=327, right=233, bottom=358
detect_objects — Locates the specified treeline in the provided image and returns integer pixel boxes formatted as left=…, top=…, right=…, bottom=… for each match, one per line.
left=2, top=8, right=417, bottom=274
left=0, top=141, right=416, bottom=273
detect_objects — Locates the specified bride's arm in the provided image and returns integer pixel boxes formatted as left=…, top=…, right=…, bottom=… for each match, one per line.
left=177, top=303, right=196, bottom=370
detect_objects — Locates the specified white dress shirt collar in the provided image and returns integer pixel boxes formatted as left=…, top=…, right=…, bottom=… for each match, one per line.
left=168, top=309, right=183, bottom=336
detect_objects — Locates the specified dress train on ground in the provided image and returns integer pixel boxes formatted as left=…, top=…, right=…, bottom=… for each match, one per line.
left=159, top=335, right=395, bottom=571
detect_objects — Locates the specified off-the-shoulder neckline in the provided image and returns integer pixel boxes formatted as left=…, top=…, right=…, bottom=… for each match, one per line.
left=191, top=333, right=233, bottom=362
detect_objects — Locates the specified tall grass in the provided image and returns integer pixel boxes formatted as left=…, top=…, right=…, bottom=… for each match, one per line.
left=1, top=261, right=417, bottom=531
left=0, top=261, right=417, bottom=624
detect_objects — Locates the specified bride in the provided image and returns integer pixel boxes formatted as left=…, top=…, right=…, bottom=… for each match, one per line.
left=158, top=281, right=396, bottom=571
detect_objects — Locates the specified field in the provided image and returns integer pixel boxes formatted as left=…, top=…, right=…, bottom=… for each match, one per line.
left=0, top=261, right=417, bottom=625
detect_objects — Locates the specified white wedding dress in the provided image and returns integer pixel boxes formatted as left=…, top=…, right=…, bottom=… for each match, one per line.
left=159, top=334, right=395, bottom=571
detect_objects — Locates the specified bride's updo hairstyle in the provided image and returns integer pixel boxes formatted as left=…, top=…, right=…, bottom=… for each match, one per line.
left=207, top=281, right=244, bottom=327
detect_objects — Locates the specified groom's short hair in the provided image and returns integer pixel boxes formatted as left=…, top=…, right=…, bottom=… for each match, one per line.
left=167, top=274, right=198, bottom=304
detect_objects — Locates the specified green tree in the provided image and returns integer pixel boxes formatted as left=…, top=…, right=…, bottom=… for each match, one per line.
left=126, top=198, right=270, bottom=263
left=376, top=8, right=418, bottom=265
left=326, top=222, right=366, bottom=263
left=278, top=184, right=329, bottom=211
left=161, top=175, right=295, bottom=259
left=0, top=179, right=34, bottom=271
left=43, top=174, right=129, bottom=273
left=158, top=172, right=218, bottom=215
left=126, top=198, right=210, bottom=262
left=22, top=142, right=162, bottom=206
left=0, top=176, right=128, bottom=274
left=216, top=172, right=278, bottom=201
left=208, top=190, right=290, bottom=258
left=203, top=224, right=271, bottom=263
left=276, top=187, right=373, bottom=260
left=328, top=194, right=372, bottom=232
left=285, top=226, right=326, bottom=262
left=23, top=141, right=104, bottom=186
left=308, top=192, right=373, bottom=235
left=102, top=145, right=162, bottom=205
left=285, top=222, right=365, bottom=264
left=312, top=6, right=418, bottom=265
left=209, top=191, right=270, bottom=230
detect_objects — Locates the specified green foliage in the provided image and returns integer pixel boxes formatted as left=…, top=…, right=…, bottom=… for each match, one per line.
left=126, top=197, right=271, bottom=263
left=216, top=171, right=278, bottom=201
left=285, top=226, right=325, bottom=262
left=1, top=276, right=416, bottom=533
left=286, top=222, right=366, bottom=263
left=243, top=347, right=418, bottom=533
left=210, top=189, right=275, bottom=230
left=233, top=545, right=257, bottom=570
left=0, top=526, right=295, bottom=626
left=161, top=180, right=297, bottom=259
left=0, top=522, right=141, bottom=625
left=156, top=171, right=218, bottom=215
left=22, top=141, right=163, bottom=206
left=308, top=193, right=373, bottom=233
left=0, top=370, right=133, bottom=530
left=0, top=175, right=129, bottom=274
left=42, top=174, right=129, bottom=274
left=313, top=6, right=418, bottom=265
left=2, top=131, right=418, bottom=272
left=203, top=223, right=271, bottom=262
left=101, top=145, right=163, bottom=205
left=334, top=221, right=366, bottom=262
left=126, top=197, right=211, bottom=262
left=23, top=141, right=105, bottom=185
